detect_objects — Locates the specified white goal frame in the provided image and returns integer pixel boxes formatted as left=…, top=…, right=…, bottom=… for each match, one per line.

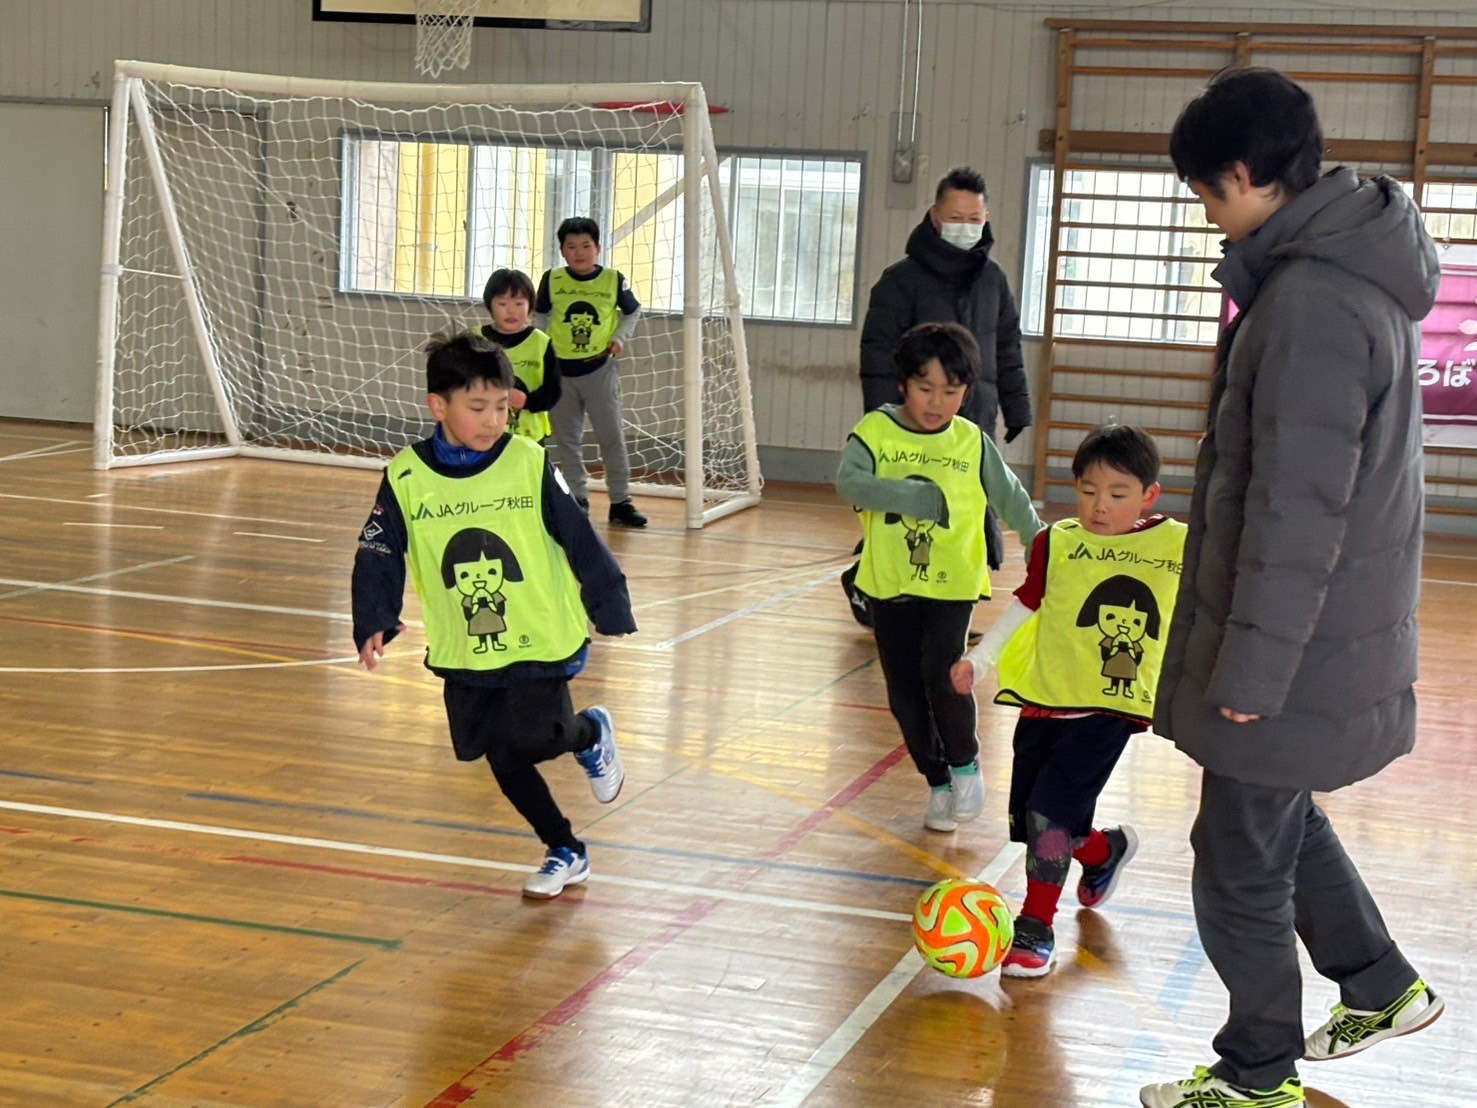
left=96, top=60, right=762, bottom=529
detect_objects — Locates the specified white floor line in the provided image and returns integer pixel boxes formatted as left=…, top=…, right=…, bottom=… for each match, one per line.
left=0, top=800, right=911, bottom=924
left=0, top=577, right=363, bottom=623
left=764, top=842, right=1026, bottom=1107
left=0, top=656, right=363, bottom=675
left=233, top=531, right=327, bottom=544
left=0, top=555, right=195, bottom=604
left=0, top=491, right=319, bottom=529
left=0, top=443, right=90, bottom=464
left=654, top=569, right=842, bottom=651
left=62, top=522, right=164, bottom=530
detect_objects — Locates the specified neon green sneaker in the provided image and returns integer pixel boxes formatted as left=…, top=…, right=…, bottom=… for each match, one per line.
left=1139, top=1066, right=1304, bottom=1107
left=1304, top=977, right=1444, bottom=1061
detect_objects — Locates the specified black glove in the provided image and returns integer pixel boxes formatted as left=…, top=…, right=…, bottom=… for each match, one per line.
left=1004, top=424, right=1027, bottom=444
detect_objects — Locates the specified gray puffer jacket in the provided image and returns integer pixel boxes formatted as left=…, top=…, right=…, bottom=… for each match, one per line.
left=1155, top=167, right=1440, bottom=792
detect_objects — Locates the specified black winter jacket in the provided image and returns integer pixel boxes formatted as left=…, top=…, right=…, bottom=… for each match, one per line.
left=858, top=215, right=1032, bottom=438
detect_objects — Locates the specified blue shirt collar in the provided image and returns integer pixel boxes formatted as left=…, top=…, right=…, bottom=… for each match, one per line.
left=431, top=424, right=491, bottom=469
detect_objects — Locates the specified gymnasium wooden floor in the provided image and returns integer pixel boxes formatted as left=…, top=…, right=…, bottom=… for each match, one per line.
left=0, top=417, right=1472, bottom=1107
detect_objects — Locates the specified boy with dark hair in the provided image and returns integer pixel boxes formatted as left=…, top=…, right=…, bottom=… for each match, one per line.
left=479, top=267, right=560, bottom=444
left=837, top=321, right=1042, bottom=833
left=535, top=217, right=647, bottom=528
left=1140, top=67, right=1443, bottom=1107
left=352, top=330, right=636, bottom=900
left=951, top=423, right=1185, bottom=977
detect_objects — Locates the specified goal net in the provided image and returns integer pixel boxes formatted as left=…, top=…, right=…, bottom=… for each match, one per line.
left=97, top=62, right=761, bottom=528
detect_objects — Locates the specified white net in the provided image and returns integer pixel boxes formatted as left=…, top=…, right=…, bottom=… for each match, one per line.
left=414, top=0, right=481, bottom=78
left=101, top=71, right=760, bottom=524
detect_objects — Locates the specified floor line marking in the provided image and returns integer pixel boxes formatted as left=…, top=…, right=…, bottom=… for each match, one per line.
left=0, top=887, right=399, bottom=950
left=654, top=569, right=841, bottom=650
left=107, top=960, right=366, bottom=1106
left=233, top=531, right=327, bottom=543
left=763, top=843, right=1025, bottom=1108
left=0, top=555, right=195, bottom=604
left=0, top=800, right=910, bottom=924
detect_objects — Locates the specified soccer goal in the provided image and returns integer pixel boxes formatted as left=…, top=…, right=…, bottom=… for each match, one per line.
left=96, top=61, right=761, bottom=528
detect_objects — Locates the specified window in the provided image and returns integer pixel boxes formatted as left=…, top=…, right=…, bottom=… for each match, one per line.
left=341, top=135, right=862, bottom=324
left=1020, top=164, right=1223, bottom=345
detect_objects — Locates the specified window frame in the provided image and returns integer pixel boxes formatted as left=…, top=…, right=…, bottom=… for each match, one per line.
left=1018, top=160, right=1224, bottom=347
left=336, top=130, right=865, bottom=327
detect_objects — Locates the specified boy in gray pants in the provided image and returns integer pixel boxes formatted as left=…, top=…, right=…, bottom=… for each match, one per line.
left=535, top=217, right=647, bottom=528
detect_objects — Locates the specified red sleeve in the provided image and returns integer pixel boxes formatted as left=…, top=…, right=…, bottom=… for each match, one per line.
left=1014, top=529, right=1049, bottom=611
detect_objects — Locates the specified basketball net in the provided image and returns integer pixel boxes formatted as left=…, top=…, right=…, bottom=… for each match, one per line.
left=414, top=0, right=482, bottom=78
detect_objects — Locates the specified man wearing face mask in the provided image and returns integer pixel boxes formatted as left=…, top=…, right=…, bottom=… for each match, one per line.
left=857, top=166, right=1033, bottom=572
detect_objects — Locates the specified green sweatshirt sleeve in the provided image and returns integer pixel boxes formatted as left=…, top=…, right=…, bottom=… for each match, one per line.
left=835, top=436, right=947, bottom=521
left=980, top=433, right=1044, bottom=552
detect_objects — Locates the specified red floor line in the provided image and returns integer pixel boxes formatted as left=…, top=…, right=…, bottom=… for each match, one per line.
left=421, top=743, right=912, bottom=1104
left=423, top=903, right=714, bottom=1107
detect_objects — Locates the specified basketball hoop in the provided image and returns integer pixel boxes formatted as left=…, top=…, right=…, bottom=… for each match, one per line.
left=414, top=0, right=482, bottom=78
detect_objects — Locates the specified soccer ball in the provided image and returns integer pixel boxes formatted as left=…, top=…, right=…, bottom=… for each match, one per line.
left=912, top=878, right=1014, bottom=978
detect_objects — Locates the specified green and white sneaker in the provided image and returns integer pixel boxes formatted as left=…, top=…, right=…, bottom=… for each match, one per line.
left=1140, top=1067, right=1304, bottom=1107
left=1304, top=978, right=1444, bottom=1061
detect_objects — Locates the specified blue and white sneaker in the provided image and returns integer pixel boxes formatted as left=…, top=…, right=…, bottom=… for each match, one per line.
left=522, top=845, right=590, bottom=899
left=575, top=706, right=624, bottom=803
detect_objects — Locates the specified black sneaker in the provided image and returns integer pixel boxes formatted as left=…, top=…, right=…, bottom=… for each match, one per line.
left=608, top=500, right=647, bottom=528
left=1077, top=825, right=1139, bottom=909
left=574, top=496, right=590, bottom=514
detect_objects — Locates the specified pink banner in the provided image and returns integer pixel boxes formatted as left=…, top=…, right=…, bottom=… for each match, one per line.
left=1420, top=246, right=1477, bottom=447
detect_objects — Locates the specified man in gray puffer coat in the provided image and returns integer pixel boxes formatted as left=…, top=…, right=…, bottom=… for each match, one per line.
left=1141, top=70, right=1446, bottom=1108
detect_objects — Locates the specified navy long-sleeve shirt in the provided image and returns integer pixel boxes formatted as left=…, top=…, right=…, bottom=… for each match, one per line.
left=351, top=431, right=636, bottom=687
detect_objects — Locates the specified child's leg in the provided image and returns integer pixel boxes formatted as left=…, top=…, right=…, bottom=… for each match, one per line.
left=549, top=372, right=591, bottom=501
left=581, top=360, right=632, bottom=504
left=914, top=600, right=977, bottom=768
left=444, top=680, right=586, bottom=852
left=870, top=600, right=947, bottom=787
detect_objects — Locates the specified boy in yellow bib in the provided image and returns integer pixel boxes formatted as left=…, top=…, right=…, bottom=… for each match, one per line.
left=479, top=268, right=560, bottom=445
left=951, top=423, right=1185, bottom=976
left=352, top=331, right=636, bottom=900
left=535, top=217, right=647, bottom=528
left=837, top=322, right=1042, bottom=834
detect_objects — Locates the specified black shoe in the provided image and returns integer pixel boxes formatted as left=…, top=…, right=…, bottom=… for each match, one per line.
left=575, top=497, right=590, bottom=514
left=608, top=500, right=647, bottom=528
left=967, top=629, right=984, bottom=646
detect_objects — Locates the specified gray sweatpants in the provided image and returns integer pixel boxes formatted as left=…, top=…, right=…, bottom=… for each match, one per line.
left=1192, top=769, right=1418, bottom=1090
left=549, top=359, right=631, bottom=504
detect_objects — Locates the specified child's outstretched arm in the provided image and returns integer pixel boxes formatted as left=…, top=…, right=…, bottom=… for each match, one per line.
left=352, top=473, right=409, bottom=670
left=979, top=432, right=1044, bottom=556
left=542, top=464, right=636, bottom=637
left=532, top=270, right=553, bottom=334
left=520, top=347, right=562, bottom=414
left=835, top=436, right=946, bottom=520
left=949, top=599, right=1032, bottom=693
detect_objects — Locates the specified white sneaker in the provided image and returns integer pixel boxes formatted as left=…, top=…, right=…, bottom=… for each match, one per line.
left=522, top=846, right=590, bottom=899
left=574, top=706, right=624, bottom=803
left=924, top=785, right=957, bottom=832
left=1304, top=978, right=1444, bottom=1061
left=950, top=760, right=985, bottom=822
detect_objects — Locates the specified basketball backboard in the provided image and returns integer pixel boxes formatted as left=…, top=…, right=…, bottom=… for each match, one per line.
left=312, top=0, right=650, bottom=32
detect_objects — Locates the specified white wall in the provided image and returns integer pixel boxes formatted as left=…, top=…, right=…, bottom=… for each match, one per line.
left=0, top=102, right=103, bottom=423
left=3, top=0, right=1476, bottom=478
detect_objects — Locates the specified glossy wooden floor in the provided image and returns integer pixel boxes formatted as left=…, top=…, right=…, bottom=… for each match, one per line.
left=0, top=418, right=1472, bottom=1108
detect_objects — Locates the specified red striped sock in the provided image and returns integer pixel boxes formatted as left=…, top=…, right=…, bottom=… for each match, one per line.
left=1022, top=878, right=1064, bottom=928
left=1074, top=828, right=1110, bottom=868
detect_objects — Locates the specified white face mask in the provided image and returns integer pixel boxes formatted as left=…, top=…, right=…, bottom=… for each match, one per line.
left=939, top=220, right=984, bottom=250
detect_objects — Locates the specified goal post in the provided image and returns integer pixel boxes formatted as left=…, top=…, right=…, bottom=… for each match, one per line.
left=96, top=61, right=762, bottom=528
